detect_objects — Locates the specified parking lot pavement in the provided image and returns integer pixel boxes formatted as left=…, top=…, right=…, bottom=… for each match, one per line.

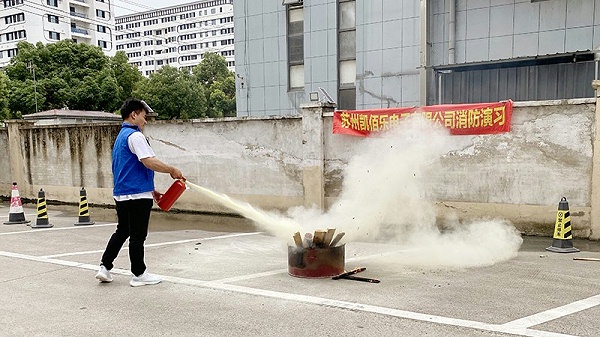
left=0, top=203, right=598, bottom=337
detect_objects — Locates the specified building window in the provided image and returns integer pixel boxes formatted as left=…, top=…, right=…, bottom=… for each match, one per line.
left=7, top=48, right=18, bottom=57
left=96, top=9, right=107, bottom=18
left=287, top=5, right=304, bottom=90
left=5, top=12, right=25, bottom=24
left=98, top=40, right=108, bottom=48
left=46, top=0, right=57, bottom=6
left=48, top=31, right=60, bottom=40
left=47, top=14, right=59, bottom=23
left=97, top=25, right=107, bottom=33
left=338, top=0, right=356, bottom=110
left=3, top=0, right=24, bottom=8
left=5, top=30, right=26, bottom=41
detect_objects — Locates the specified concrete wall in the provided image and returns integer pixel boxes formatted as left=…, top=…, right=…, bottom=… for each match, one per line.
left=0, top=128, right=10, bottom=186
left=1, top=100, right=597, bottom=239
left=144, top=116, right=305, bottom=213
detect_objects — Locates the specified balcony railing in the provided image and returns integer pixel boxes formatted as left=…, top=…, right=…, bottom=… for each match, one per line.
left=70, top=11, right=88, bottom=19
left=71, top=27, right=89, bottom=35
left=71, top=0, right=90, bottom=7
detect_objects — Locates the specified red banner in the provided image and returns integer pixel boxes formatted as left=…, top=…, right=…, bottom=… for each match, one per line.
left=333, top=100, right=513, bottom=136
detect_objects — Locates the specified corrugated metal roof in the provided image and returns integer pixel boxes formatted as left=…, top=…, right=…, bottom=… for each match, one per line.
left=434, top=50, right=597, bottom=71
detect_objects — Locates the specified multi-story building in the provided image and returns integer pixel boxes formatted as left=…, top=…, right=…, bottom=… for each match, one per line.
left=115, top=0, right=234, bottom=76
left=0, top=0, right=115, bottom=68
left=234, top=0, right=599, bottom=117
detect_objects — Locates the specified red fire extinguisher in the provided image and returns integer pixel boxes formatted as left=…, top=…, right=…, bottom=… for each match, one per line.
left=156, top=179, right=187, bottom=212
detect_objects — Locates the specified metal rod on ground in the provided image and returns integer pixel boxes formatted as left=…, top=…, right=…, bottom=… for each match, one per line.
left=573, top=257, right=600, bottom=261
left=341, top=275, right=381, bottom=283
left=332, top=267, right=366, bottom=280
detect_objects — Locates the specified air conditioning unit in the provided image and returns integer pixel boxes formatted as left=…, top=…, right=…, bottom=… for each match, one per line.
left=282, top=0, right=302, bottom=6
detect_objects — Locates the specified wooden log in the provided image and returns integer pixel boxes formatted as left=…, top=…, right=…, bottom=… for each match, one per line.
left=322, top=228, right=336, bottom=247
left=293, top=232, right=303, bottom=248
left=329, top=232, right=345, bottom=247
left=312, top=230, right=327, bottom=247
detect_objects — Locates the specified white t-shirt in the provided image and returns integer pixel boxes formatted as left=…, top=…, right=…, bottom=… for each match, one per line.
left=113, top=131, right=156, bottom=201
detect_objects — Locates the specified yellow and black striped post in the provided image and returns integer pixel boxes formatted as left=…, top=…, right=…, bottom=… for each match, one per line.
left=546, top=197, right=579, bottom=253
left=31, top=188, right=53, bottom=228
left=74, top=187, right=95, bottom=226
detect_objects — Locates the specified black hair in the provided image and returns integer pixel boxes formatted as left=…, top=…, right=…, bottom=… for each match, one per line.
left=120, top=98, right=148, bottom=120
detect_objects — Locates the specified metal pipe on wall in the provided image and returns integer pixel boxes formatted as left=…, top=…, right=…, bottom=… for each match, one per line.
left=419, top=0, right=429, bottom=106
left=449, top=0, right=455, bottom=64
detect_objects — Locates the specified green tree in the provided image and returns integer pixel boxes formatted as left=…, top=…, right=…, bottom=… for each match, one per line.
left=193, top=52, right=231, bottom=86
left=133, top=66, right=207, bottom=119
left=0, top=72, right=11, bottom=120
left=208, top=76, right=236, bottom=117
left=192, top=52, right=236, bottom=117
left=7, top=79, right=43, bottom=116
left=110, top=51, right=144, bottom=103
left=4, top=40, right=125, bottom=114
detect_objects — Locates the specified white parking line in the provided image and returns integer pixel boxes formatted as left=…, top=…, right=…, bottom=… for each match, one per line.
left=500, top=295, right=600, bottom=329
left=0, top=249, right=587, bottom=337
left=40, top=232, right=262, bottom=258
left=0, top=223, right=118, bottom=236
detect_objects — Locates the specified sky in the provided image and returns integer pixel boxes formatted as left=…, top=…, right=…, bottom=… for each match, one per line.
left=113, top=0, right=197, bottom=17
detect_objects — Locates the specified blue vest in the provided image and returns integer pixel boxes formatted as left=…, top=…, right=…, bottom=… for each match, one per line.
left=112, top=123, right=155, bottom=196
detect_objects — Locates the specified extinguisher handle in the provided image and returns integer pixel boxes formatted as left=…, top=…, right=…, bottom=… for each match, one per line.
left=152, top=190, right=163, bottom=203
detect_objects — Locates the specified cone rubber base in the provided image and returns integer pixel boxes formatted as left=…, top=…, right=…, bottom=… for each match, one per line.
left=546, top=246, right=580, bottom=253
left=31, top=223, right=53, bottom=229
left=74, top=221, right=95, bottom=226
left=3, top=220, right=31, bottom=225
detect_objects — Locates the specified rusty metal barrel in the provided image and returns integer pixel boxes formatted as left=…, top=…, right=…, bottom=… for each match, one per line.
left=287, top=244, right=345, bottom=278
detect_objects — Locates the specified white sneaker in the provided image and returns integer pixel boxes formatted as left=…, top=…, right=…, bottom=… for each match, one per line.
left=95, top=265, right=113, bottom=283
left=130, top=271, right=162, bottom=287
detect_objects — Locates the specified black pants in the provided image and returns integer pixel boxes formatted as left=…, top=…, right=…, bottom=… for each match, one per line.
left=101, top=198, right=153, bottom=277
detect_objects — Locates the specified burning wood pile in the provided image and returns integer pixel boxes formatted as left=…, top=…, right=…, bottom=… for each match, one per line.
left=292, top=229, right=345, bottom=249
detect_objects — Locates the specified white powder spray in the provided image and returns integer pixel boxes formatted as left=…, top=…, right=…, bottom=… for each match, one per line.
left=186, top=182, right=302, bottom=240
left=188, top=114, right=523, bottom=269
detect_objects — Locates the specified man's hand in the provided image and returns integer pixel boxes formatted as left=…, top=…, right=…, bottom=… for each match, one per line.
left=170, top=167, right=184, bottom=180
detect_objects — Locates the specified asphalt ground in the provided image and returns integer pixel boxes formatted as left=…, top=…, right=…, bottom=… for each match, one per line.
left=0, top=202, right=598, bottom=337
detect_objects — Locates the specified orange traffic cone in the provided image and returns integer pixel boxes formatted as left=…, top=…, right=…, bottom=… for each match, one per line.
left=546, top=197, right=579, bottom=253
left=31, top=188, right=53, bottom=229
left=3, top=182, right=31, bottom=225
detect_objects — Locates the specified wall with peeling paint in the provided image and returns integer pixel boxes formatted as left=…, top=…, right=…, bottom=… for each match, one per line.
left=145, top=117, right=305, bottom=213
left=323, top=99, right=597, bottom=238
left=0, top=128, right=10, bottom=186
left=0, top=99, right=597, bottom=239
left=427, top=101, right=594, bottom=206
left=20, top=125, right=121, bottom=189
